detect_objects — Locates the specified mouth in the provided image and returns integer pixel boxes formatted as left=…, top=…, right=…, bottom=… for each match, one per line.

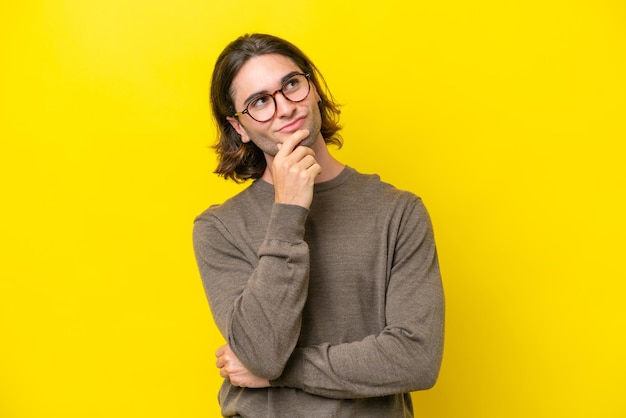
left=277, top=117, right=306, bottom=133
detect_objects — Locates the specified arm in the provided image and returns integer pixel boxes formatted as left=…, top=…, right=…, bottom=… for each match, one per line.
left=193, top=130, right=321, bottom=380
left=193, top=203, right=310, bottom=380
left=271, top=198, right=445, bottom=398
left=215, top=344, right=270, bottom=388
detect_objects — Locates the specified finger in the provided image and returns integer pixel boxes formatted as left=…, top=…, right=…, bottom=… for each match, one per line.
left=215, top=344, right=227, bottom=357
left=277, top=129, right=309, bottom=155
left=299, top=154, right=318, bottom=168
left=281, top=146, right=315, bottom=166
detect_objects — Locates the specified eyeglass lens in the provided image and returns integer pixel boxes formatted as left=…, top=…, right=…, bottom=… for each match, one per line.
left=246, top=74, right=310, bottom=122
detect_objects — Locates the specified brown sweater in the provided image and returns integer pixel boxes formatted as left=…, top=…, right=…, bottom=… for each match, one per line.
left=193, top=166, right=445, bottom=417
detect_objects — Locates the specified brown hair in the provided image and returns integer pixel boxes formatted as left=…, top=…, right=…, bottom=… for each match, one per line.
left=210, top=33, right=342, bottom=182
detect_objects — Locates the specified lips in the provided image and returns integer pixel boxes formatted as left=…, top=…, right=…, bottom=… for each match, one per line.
left=277, top=117, right=305, bottom=133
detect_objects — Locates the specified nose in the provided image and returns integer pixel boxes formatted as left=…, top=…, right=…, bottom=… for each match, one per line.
left=273, top=91, right=296, bottom=118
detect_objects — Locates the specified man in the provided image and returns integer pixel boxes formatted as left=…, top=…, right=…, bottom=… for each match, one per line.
left=193, top=33, right=444, bottom=417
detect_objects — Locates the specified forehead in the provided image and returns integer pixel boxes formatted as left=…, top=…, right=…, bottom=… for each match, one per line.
left=230, top=54, right=301, bottom=104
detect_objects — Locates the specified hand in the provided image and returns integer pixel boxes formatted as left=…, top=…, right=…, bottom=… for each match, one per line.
left=215, top=344, right=271, bottom=388
left=271, top=129, right=321, bottom=209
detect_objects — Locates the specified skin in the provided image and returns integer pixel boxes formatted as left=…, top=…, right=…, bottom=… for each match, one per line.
left=218, top=53, right=345, bottom=387
left=215, top=344, right=269, bottom=388
left=226, top=54, right=344, bottom=207
left=226, top=54, right=322, bottom=157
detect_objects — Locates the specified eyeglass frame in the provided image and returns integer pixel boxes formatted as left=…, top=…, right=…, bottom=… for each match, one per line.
left=232, top=73, right=311, bottom=122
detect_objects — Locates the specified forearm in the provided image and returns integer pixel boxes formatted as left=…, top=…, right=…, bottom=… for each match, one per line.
left=271, top=298, right=444, bottom=399
left=194, top=204, right=311, bottom=379
left=272, top=197, right=445, bottom=398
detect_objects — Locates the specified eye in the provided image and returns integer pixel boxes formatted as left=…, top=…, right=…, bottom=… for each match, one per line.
left=283, top=76, right=301, bottom=92
left=250, top=95, right=271, bottom=109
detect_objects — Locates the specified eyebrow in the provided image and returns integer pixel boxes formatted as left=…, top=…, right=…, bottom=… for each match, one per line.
left=242, top=71, right=302, bottom=106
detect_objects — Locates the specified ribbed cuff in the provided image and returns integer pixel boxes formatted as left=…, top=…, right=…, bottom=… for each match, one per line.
left=265, top=203, right=309, bottom=243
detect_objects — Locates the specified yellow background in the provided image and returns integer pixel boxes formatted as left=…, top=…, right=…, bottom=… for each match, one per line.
left=1, top=1, right=624, bottom=417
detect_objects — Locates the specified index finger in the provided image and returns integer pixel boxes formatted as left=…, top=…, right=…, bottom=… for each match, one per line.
left=277, top=129, right=310, bottom=156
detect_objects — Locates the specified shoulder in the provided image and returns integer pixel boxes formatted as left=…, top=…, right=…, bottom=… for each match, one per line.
left=195, top=179, right=273, bottom=224
left=193, top=180, right=274, bottom=251
left=348, top=167, right=424, bottom=207
left=347, top=171, right=436, bottom=239
left=320, top=167, right=428, bottom=226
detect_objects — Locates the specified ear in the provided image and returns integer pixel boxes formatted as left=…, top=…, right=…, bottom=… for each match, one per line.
left=311, top=83, right=321, bottom=104
left=226, top=116, right=251, bottom=143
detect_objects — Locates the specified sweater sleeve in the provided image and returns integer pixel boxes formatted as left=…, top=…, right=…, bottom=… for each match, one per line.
left=193, top=203, right=310, bottom=380
left=270, top=198, right=445, bottom=398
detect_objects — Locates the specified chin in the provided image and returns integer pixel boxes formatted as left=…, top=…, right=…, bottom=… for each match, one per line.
left=301, top=123, right=322, bottom=148
left=300, top=133, right=317, bottom=148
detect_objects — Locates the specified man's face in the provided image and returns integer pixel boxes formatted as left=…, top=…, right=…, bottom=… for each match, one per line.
left=226, top=54, right=322, bottom=157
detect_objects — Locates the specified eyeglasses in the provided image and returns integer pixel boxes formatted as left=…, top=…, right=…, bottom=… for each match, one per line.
left=233, top=73, right=311, bottom=122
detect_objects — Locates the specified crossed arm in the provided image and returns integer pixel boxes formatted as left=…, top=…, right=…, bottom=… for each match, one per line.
left=215, top=344, right=269, bottom=388
left=198, top=197, right=444, bottom=398
left=195, top=132, right=444, bottom=397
